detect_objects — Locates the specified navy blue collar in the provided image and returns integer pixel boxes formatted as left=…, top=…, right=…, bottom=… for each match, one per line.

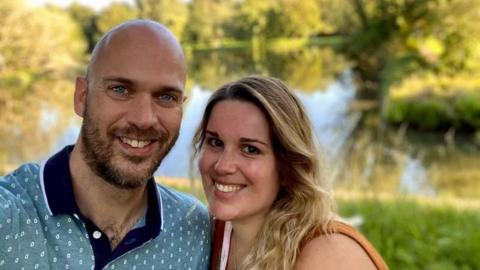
left=40, top=145, right=162, bottom=236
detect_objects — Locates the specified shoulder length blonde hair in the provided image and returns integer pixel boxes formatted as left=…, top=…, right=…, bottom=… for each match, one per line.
left=192, top=75, right=336, bottom=270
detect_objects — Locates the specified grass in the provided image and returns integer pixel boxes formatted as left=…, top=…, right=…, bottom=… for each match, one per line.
left=337, top=192, right=480, bottom=270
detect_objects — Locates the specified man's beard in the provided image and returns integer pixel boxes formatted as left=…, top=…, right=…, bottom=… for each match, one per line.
left=80, top=103, right=178, bottom=190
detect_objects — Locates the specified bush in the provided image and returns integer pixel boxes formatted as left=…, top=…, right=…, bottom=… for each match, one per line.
left=386, top=92, right=480, bottom=131
left=454, top=93, right=480, bottom=130
left=408, top=98, right=455, bottom=130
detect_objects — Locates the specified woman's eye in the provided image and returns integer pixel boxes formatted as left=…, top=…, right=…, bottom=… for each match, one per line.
left=207, top=137, right=223, bottom=148
left=243, top=145, right=260, bottom=155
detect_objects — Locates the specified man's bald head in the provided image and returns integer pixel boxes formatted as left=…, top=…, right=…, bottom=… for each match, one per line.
left=86, top=19, right=185, bottom=81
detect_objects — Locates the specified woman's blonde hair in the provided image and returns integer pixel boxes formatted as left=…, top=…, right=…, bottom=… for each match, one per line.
left=193, top=75, right=335, bottom=270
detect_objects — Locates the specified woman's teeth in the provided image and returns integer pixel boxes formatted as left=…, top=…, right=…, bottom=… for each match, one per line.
left=215, top=183, right=242, bottom=193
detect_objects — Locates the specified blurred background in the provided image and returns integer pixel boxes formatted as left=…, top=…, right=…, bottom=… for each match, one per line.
left=1, top=0, right=479, bottom=268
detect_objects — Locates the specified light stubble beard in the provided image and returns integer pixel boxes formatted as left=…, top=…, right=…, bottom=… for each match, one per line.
left=80, top=102, right=178, bottom=190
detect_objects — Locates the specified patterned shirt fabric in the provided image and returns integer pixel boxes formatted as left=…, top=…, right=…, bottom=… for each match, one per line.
left=0, top=145, right=211, bottom=270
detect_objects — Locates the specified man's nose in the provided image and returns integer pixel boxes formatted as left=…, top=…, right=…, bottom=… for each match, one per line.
left=126, top=95, right=157, bottom=129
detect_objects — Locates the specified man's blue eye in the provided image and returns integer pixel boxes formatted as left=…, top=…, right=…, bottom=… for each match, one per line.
left=159, top=94, right=175, bottom=102
left=112, top=85, right=128, bottom=94
left=157, top=93, right=181, bottom=107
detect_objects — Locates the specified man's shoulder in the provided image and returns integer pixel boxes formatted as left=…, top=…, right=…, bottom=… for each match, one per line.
left=2, top=163, right=40, bottom=178
left=155, top=183, right=206, bottom=207
left=155, top=183, right=209, bottom=218
left=0, top=163, right=41, bottom=197
left=0, top=163, right=45, bottom=245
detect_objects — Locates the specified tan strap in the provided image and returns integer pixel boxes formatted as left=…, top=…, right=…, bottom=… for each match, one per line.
left=328, top=221, right=389, bottom=270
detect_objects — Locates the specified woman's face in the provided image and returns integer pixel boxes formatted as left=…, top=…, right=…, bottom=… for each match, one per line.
left=199, top=100, right=280, bottom=225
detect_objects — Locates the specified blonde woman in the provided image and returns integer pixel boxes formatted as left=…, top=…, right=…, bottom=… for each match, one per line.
left=193, top=76, right=388, bottom=270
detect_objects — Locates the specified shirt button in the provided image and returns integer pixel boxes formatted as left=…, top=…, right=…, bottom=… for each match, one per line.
left=73, top=214, right=80, bottom=220
left=93, top=231, right=102, bottom=239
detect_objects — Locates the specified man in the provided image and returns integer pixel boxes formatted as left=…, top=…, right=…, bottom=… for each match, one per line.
left=0, top=20, right=211, bottom=269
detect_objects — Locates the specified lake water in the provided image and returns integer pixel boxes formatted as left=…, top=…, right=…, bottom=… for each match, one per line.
left=2, top=47, right=479, bottom=199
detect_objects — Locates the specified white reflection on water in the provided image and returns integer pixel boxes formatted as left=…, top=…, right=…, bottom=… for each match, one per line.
left=400, top=156, right=436, bottom=197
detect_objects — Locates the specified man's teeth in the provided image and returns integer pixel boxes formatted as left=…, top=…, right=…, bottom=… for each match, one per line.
left=215, top=183, right=242, bottom=193
left=121, top=137, right=152, bottom=148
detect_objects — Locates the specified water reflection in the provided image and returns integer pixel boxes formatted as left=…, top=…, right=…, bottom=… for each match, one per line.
left=400, top=156, right=435, bottom=196
left=188, top=46, right=346, bottom=92
left=2, top=47, right=479, bottom=199
left=0, top=79, right=76, bottom=172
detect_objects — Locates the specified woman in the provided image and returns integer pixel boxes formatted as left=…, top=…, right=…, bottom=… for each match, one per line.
left=193, top=76, right=388, bottom=270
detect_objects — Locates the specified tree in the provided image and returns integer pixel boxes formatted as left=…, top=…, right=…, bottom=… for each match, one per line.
left=229, top=0, right=275, bottom=40
left=265, top=0, right=325, bottom=38
left=230, top=0, right=325, bottom=40
left=183, top=0, right=235, bottom=43
left=335, top=0, right=480, bottom=118
left=96, top=2, right=138, bottom=37
left=0, top=1, right=86, bottom=87
left=66, top=3, right=99, bottom=53
left=135, top=0, right=188, bottom=39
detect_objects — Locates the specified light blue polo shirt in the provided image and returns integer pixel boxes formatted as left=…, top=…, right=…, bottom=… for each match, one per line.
left=0, top=145, right=211, bottom=269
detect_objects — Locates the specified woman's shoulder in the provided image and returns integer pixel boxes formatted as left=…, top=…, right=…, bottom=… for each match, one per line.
left=295, top=221, right=388, bottom=270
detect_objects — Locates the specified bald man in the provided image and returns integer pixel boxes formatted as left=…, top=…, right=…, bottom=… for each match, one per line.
left=0, top=20, right=211, bottom=270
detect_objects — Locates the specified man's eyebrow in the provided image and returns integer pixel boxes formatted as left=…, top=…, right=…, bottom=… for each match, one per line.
left=101, top=76, right=183, bottom=93
left=156, top=86, right=184, bottom=94
left=101, top=76, right=136, bottom=85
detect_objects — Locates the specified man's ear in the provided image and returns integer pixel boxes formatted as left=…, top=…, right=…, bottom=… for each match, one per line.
left=74, top=76, right=88, bottom=118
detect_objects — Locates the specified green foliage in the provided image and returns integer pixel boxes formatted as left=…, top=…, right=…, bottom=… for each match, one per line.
left=386, top=92, right=480, bottom=131
left=228, top=0, right=325, bottom=40
left=338, top=197, right=480, bottom=270
left=263, top=0, right=325, bottom=38
left=229, top=0, right=274, bottom=40
left=454, top=92, right=480, bottom=130
left=66, top=3, right=98, bottom=52
left=0, top=0, right=86, bottom=89
left=183, top=0, right=235, bottom=43
left=135, top=0, right=188, bottom=39
left=336, top=0, right=480, bottom=99
left=96, top=2, right=137, bottom=36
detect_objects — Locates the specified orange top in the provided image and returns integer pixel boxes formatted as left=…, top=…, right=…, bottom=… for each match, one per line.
left=210, top=220, right=389, bottom=270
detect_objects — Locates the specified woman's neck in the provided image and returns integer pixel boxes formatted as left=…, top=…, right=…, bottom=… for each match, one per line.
left=230, top=215, right=266, bottom=268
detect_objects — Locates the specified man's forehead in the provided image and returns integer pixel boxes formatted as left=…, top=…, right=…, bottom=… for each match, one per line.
left=87, top=20, right=185, bottom=78
left=104, top=24, right=175, bottom=51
